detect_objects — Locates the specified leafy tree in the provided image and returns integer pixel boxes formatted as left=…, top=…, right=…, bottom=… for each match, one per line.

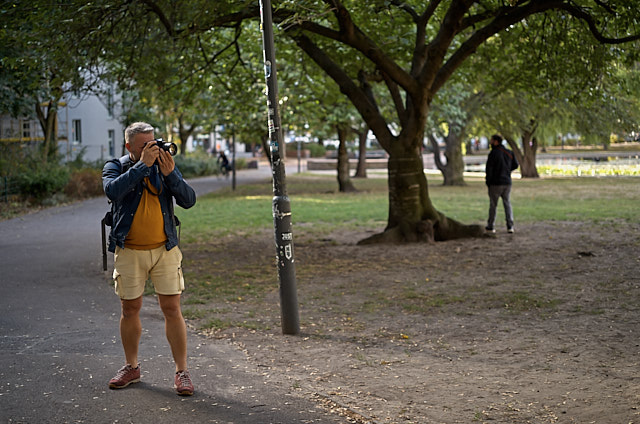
left=10, top=1, right=640, bottom=243
left=473, top=10, right=635, bottom=177
left=0, top=2, right=87, bottom=162
left=426, top=81, right=485, bottom=186
left=270, top=1, right=640, bottom=242
left=570, top=60, right=640, bottom=148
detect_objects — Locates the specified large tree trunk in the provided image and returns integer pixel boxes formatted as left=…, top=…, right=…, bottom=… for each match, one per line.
left=428, top=132, right=465, bottom=186
left=336, top=125, right=357, bottom=192
left=518, top=132, right=539, bottom=178
left=177, top=114, right=196, bottom=155
left=505, top=124, right=539, bottom=178
left=35, top=99, right=59, bottom=163
left=359, top=137, right=483, bottom=244
left=353, top=127, right=368, bottom=178
left=442, top=129, right=466, bottom=186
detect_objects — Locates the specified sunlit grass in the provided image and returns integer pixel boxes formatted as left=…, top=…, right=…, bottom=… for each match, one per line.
left=177, top=174, right=639, bottom=243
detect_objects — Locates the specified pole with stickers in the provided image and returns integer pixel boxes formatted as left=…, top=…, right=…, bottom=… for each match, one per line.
left=259, top=0, right=300, bottom=335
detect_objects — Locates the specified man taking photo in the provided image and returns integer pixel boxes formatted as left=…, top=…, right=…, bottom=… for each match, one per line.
left=102, top=122, right=196, bottom=395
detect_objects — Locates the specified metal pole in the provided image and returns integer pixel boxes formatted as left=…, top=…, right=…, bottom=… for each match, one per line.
left=259, top=0, right=300, bottom=335
left=232, top=130, right=237, bottom=191
left=297, top=138, right=301, bottom=173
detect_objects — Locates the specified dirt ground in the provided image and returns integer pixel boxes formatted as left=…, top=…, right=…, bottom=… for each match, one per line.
left=183, top=221, right=640, bottom=424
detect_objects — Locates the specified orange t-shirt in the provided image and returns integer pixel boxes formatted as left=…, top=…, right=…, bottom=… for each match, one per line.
left=125, top=177, right=167, bottom=250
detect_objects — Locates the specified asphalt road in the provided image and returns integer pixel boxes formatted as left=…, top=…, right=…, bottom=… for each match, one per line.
left=0, top=166, right=343, bottom=424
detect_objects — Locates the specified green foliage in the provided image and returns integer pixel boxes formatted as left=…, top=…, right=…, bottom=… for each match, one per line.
left=0, top=143, right=26, bottom=177
left=174, top=155, right=219, bottom=178
left=287, top=142, right=327, bottom=158
left=305, top=142, right=326, bottom=158
left=14, top=161, right=70, bottom=201
left=174, top=154, right=248, bottom=178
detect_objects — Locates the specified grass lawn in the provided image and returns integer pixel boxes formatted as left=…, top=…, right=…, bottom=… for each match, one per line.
left=178, top=174, right=639, bottom=243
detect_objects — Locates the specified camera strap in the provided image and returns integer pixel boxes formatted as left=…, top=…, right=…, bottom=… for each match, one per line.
left=141, top=171, right=181, bottom=247
left=142, top=166, right=163, bottom=195
left=141, top=179, right=163, bottom=196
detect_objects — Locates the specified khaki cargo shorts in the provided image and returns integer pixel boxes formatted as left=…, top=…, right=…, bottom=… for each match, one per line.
left=113, top=246, right=185, bottom=300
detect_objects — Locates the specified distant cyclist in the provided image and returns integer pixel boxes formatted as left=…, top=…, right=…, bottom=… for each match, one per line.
left=217, top=151, right=231, bottom=176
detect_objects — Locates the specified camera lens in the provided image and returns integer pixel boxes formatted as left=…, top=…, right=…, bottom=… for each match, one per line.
left=154, top=138, right=178, bottom=156
left=165, top=142, right=177, bottom=156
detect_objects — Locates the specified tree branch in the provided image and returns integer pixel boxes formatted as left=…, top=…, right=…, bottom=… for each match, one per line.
left=379, top=70, right=407, bottom=127
left=433, top=0, right=640, bottom=96
left=297, top=0, right=420, bottom=95
left=291, top=33, right=394, bottom=151
left=431, top=0, right=563, bottom=95
left=418, top=0, right=475, bottom=92
left=388, top=0, right=420, bottom=21
left=558, top=2, right=640, bottom=44
left=409, top=1, right=443, bottom=77
left=139, top=0, right=175, bottom=38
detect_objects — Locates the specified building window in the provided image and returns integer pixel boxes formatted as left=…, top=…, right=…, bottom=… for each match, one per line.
left=108, top=129, right=115, bottom=156
left=22, top=121, right=31, bottom=139
left=72, top=119, right=82, bottom=144
left=107, top=87, right=114, bottom=118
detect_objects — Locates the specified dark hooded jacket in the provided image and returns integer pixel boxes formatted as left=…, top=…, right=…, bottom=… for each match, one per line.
left=485, top=143, right=519, bottom=186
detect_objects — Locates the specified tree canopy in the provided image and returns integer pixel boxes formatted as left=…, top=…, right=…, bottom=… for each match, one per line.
left=3, top=0, right=640, bottom=242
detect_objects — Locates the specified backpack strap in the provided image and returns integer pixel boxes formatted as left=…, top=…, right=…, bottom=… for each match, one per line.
left=118, top=154, right=133, bottom=173
left=102, top=155, right=132, bottom=271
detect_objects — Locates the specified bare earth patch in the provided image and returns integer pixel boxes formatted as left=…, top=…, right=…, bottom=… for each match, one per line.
left=182, top=221, right=640, bottom=423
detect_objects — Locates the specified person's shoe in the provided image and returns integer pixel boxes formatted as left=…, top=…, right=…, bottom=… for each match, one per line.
left=109, top=364, right=140, bottom=389
left=507, top=227, right=515, bottom=234
left=485, top=226, right=496, bottom=234
left=174, top=370, right=194, bottom=396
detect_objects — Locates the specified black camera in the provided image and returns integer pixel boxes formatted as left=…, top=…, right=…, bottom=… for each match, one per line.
left=148, top=138, right=178, bottom=156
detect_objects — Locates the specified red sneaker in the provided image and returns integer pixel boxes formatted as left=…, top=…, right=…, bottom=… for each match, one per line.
left=108, top=364, right=140, bottom=389
left=174, top=370, right=194, bottom=396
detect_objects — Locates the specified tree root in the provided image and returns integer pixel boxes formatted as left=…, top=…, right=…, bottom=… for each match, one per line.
left=357, top=217, right=485, bottom=245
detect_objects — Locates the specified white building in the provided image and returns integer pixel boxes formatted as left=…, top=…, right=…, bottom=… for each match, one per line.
left=0, top=89, right=124, bottom=163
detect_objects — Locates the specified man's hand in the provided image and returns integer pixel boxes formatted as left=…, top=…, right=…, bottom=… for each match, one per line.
left=140, top=142, right=159, bottom=167
left=157, top=149, right=175, bottom=176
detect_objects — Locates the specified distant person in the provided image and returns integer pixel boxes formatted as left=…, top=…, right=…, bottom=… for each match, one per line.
left=102, top=122, right=197, bottom=395
left=217, top=151, right=231, bottom=175
left=485, top=134, right=519, bottom=234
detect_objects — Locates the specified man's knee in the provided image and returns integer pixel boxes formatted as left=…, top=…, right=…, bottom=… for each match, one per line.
left=158, top=294, right=183, bottom=319
left=121, top=297, right=142, bottom=318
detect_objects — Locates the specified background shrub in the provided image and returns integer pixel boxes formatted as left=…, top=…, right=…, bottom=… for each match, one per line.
left=175, top=154, right=247, bottom=178
left=306, top=143, right=327, bottom=158
left=64, top=168, right=104, bottom=199
left=174, top=154, right=218, bottom=178
left=14, top=161, right=70, bottom=202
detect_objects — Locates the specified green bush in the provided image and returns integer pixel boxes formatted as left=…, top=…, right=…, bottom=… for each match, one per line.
left=305, top=143, right=327, bottom=158
left=286, top=142, right=327, bottom=158
left=174, top=154, right=248, bottom=178
left=174, top=154, right=218, bottom=178
left=15, top=161, right=70, bottom=201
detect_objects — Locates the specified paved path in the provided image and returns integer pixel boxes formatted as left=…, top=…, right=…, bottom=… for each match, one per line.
left=0, top=166, right=343, bottom=423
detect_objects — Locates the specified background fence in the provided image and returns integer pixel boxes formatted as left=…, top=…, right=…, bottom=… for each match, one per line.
left=1, top=176, right=19, bottom=202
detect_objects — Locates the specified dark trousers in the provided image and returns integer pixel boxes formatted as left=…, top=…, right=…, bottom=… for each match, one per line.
left=487, top=184, right=514, bottom=229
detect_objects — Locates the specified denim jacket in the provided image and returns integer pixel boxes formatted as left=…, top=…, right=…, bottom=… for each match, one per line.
left=102, top=155, right=196, bottom=253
